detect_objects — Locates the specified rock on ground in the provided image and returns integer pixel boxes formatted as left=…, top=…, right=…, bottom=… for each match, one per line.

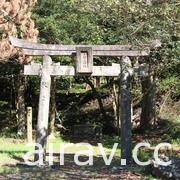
left=147, top=157, right=180, bottom=180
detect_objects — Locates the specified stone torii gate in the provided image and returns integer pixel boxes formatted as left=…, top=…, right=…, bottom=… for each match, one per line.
left=10, top=36, right=161, bottom=165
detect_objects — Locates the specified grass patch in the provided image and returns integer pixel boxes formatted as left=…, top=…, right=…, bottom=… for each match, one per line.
left=0, top=135, right=121, bottom=167
left=0, top=135, right=124, bottom=179
left=47, top=134, right=121, bottom=156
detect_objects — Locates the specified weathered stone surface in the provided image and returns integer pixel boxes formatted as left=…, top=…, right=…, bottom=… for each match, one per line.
left=147, top=157, right=180, bottom=180
left=74, top=124, right=102, bottom=139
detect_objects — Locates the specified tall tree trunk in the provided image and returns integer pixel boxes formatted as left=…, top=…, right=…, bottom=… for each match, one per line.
left=16, top=68, right=26, bottom=135
left=83, top=77, right=111, bottom=133
left=140, top=74, right=156, bottom=131
left=111, top=79, right=120, bottom=133
left=9, top=75, right=13, bottom=120
left=49, top=76, right=56, bottom=138
left=93, top=77, right=100, bottom=88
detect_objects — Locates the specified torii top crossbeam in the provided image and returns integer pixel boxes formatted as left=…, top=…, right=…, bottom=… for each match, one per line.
left=10, top=36, right=161, bottom=57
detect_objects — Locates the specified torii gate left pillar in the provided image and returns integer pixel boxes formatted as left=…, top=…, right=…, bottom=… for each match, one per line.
left=34, top=55, right=52, bottom=161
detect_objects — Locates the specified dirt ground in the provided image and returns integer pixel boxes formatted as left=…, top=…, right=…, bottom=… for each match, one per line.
left=0, top=161, right=144, bottom=180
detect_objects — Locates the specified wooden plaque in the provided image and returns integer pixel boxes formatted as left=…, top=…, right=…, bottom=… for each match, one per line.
left=76, top=47, right=93, bottom=74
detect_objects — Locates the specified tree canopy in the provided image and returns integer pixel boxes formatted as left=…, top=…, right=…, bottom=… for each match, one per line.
left=32, top=0, right=179, bottom=71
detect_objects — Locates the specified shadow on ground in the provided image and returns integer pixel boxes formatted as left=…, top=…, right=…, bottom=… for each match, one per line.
left=0, top=153, right=143, bottom=179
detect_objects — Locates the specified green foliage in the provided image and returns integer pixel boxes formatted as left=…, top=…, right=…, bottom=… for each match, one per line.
left=69, top=84, right=87, bottom=94
left=160, top=120, right=180, bottom=145
left=157, top=76, right=180, bottom=99
left=136, top=148, right=154, bottom=163
left=33, top=0, right=104, bottom=44
left=82, top=0, right=179, bottom=76
left=0, top=101, right=8, bottom=106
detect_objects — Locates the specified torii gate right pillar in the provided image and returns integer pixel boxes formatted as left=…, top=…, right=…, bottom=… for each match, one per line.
left=120, top=56, right=133, bottom=165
